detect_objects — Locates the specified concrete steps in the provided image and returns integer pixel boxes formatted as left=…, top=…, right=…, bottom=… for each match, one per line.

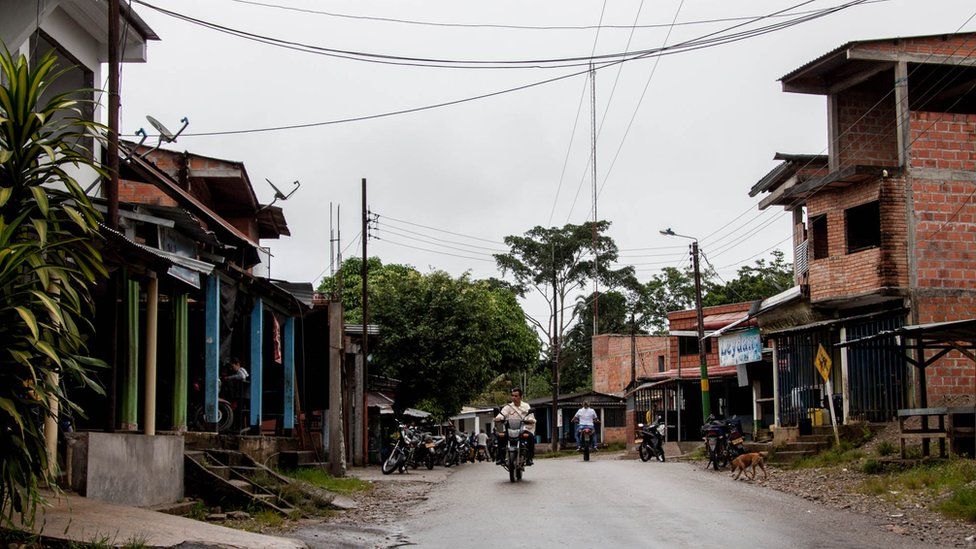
left=277, top=450, right=317, bottom=469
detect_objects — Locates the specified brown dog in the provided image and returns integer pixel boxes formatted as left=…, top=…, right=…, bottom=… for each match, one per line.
left=730, top=452, right=768, bottom=481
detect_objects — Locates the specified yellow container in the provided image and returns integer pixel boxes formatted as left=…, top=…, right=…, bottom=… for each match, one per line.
left=807, top=408, right=825, bottom=427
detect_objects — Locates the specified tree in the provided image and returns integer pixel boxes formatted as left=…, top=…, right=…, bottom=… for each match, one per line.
left=494, top=221, right=633, bottom=448
left=0, top=51, right=107, bottom=527
left=560, top=290, right=633, bottom=393
left=636, top=266, right=696, bottom=334
left=321, top=258, right=540, bottom=419
left=702, top=250, right=793, bottom=306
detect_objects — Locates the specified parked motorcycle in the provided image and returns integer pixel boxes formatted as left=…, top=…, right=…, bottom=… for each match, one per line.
left=700, top=415, right=745, bottom=470
left=190, top=377, right=235, bottom=433
left=497, top=408, right=534, bottom=483
left=382, top=421, right=424, bottom=474
left=637, top=416, right=666, bottom=463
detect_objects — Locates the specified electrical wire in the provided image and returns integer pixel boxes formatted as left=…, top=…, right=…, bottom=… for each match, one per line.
left=376, top=213, right=505, bottom=244
left=373, top=222, right=507, bottom=253
left=223, top=0, right=889, bottom=32
left=375, top=226, right=498, bottom=257
left=374, top=236, right=497, bottom=263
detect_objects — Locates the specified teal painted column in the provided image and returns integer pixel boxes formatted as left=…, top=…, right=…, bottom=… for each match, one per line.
left=204, top=275, right=220, bottom=426
left=121, top=277, right=140, bottom=431
left=249, top=298, right=264, bottom=430
left=172, top=292, right=189, bottom=431
left=283, top=316, right=295, bottom=430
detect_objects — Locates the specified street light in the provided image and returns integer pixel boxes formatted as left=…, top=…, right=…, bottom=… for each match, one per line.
left=660, top=227, right=711, bottom=420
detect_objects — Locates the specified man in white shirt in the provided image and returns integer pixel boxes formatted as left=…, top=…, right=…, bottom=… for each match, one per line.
left=572, top=400, right=600, bottom=451
left=494, top=387, right=536, bottom=465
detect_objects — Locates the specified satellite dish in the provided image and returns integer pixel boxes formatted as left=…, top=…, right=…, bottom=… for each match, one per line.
left=147, top=115, right=175, bottom=142
left=257, top=179, right=301, bottom=213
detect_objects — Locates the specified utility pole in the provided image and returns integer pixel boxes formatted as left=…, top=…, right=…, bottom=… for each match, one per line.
left=329, top=202, right=335, bottom=278
left=105, top=0, right=121, bottom=432
left=630, top=313, right=637, bottom=386
left=551, top=268, right=560, bottom=453
left=691, top=241, right=711, bottom=419
left=360, top=178, right=369, bottom=464
left=589, top=62, right=599, bottom=335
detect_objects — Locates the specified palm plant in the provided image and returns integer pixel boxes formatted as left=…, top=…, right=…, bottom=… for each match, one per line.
left=0, top=48, right=107, bottom=527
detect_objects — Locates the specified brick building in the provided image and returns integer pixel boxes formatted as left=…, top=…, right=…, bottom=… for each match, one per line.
left=749, top=32, right=976, bottom=427
left=591, top=334, right=669, bottom=395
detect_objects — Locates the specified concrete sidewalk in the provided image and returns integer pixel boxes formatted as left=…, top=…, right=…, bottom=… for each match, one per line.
left=17, top=492, right=305, bottom=548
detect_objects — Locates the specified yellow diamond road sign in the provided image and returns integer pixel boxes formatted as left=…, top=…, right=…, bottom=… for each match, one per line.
left=814, top=343, right=832, bottom=382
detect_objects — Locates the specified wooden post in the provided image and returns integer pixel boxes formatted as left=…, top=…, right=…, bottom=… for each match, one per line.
left=250, top=298, right=264, bottom=431
left=328, top=301, right=346, bottom=475
left=204, top=275, right=220, bottom=426
left=283, top=316, right=296, bottom=432
left=839, top=326, right=850, bottom=425
left=143, top=275, right=158, bottom=436
left=771, top=339, right=781, bottom=428
left=172, top=292, right=188, bottom=431
left=121, top=277, right=140, bottom=431
left=825, top=378, right=841, bottom=446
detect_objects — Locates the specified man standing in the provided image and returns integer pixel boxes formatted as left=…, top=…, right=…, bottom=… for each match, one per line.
left=494, top=387, right=536, bottom=466
left=572, top=400, right=599, bottom=451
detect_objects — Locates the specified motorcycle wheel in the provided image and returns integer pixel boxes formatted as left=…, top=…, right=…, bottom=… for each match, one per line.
left=215, top=400, right=234, bottom=433
left=656, top=444, right=666, bottom=463
left=516, top=466, right=522, bottom=481
left=639, top=443, right=652, bottom=462
left=508, top=454, right=517, bottom=483
left=425, top=454, right=434, bottom=470
left=583, top=445, right=590, bottom=462
left=382, top=447, right=403, bottom=475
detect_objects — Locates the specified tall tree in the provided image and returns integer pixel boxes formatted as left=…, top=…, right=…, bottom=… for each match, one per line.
left=320, top=258, right=539, bottom=419
left=0, top=51, right=107, bottom=527
left=636, top=266, right=697, bottom=334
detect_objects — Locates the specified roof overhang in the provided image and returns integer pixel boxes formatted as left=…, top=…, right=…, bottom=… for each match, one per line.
left=782, top=165, right=898, bottom=203
left=59, top=0, right=160, bottom=63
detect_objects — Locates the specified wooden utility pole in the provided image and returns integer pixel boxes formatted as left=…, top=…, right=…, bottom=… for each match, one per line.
left=630, top=313, right=637, bottom=386
left=691, top=241, right=711, bottom=419
left=551, top=269, right=560, bottom=453
left=328, top=301, right=346, bottom=476
left=105, top=0, right=121, bottom=432
left=360, top=178, right=369, bottom=464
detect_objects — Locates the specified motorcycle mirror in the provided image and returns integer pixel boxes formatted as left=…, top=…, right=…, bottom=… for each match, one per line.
left=637, top=423, right=644, bottom=428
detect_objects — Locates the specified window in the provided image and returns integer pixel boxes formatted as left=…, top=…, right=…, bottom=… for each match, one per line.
left=657, top=355, right=665, bottom=372
left=845, top=201, right=881, bottom=253
left=811, top=214, right=829, bottom=259
left=678, top=336, right=711, bottom=355
left=603, top=408, right=625, bottom=428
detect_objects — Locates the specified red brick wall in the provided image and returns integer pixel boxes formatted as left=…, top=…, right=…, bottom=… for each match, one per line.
left=118, top=179, right=178, bottom=207
left=910, top=112, right=976, bottom=172
left=668, top=302, right=752, bottom=374
left=916, top=295, right=976, bottom=406
left=591, top=335, right=669, bottom=394
left=835, top=86, right=899, bottom=168
left=804, top=176, right=910, bottom=302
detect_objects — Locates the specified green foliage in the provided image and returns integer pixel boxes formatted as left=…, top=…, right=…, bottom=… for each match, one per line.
left=876, top=440, right=896, bottom=457
left=323, top=258, right=539, bottom=418
left=701, top=250, right=793, bottom=307
left=561, top=290, right=634, bottom=392
left=860, top=460, right=976, bottom=522
left=282, top=468, right=372, bottom=494
left=937, top=487, right=976, bottom=522
left=790, top=441, right=863, bottom=469
left=635, top=266, right=695, bottom=334
left=0, top=49, right=107, bottom=528
left=861, top=459, right=884, bottom=474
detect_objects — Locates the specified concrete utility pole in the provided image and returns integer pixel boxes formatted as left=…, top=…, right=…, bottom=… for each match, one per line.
left=630, top=313, right=637, bottom=386
left=360, top=178, right=369, bottom=465
left=691, top=241, right=711, bottom=419
left=551, top=267, right=560, bottom=453
left=328, top=301, right=346, bottom=476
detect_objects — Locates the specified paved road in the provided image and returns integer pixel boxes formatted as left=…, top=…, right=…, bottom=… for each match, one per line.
left=392, top=454, right=945, bottom=549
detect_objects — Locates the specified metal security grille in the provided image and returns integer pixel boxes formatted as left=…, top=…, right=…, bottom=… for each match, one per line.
left=775, top=330, right=833, bottom=427
left=846, top=315, right=908, bottom=422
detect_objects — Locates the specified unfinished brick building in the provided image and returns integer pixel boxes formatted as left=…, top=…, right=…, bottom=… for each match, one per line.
left=750, top=32, right=976, bottom=426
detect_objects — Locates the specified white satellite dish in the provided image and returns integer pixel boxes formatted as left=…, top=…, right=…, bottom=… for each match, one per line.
left=134, top=116, right=189, bottom=158
left=147, top=115, right=176, bottom=142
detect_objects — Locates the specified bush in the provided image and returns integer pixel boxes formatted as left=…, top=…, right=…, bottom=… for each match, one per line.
left=875, top=441, right=895, bottom=457
left=0, top=49, right=107, bottom=528
left=937, top=487, right=976, bottom=522
left=861, top=459, right=884, bottom=474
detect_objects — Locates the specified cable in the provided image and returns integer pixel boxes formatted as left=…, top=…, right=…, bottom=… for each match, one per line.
left=373, top=223, right=506, bottom=253
left=124, top=0, right=869, bottom=138
left=375, top=226, right=497, bottom=257
left=376, top=213, right=505, bottom=244
left=374, top=236, right=497, bottom=263
left=224, top=0, right=889, bottom=32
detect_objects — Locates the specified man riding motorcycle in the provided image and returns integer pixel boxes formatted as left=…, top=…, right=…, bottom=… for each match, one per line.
left=494, top=387, right=536, bottom=466
left=572, top=400, right=600, bottom=451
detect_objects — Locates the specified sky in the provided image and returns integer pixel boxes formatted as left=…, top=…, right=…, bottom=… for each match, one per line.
left=118, top=0, right=976, bottom=326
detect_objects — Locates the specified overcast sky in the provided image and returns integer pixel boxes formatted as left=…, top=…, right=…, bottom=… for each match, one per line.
left=119, top=0, right=975, bottom=324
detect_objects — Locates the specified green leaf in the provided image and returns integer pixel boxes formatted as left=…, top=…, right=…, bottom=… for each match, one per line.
left=0, top=186, right=12, bottom=207
left=0, top=397, right=24, bottom=430
left=31, top=218, right=46, bottom=245
left=30, top=186, right=49, bottom=216
left=14, top=307, right=39, bottom=340
left=34, top=341, right=62, bottom=366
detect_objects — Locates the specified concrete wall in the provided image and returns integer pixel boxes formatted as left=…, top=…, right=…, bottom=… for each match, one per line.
left=67, top=432, right=183, bottom=507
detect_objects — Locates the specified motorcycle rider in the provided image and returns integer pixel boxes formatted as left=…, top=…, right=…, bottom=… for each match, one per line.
left=494, top=387, right=536, bottom=466
left=571, top=400, right=600, bottom=451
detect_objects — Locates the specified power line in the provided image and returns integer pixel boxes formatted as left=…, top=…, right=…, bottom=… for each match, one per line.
left=376, top=213, right=505, bottom=244
left=125, top=0, right=869, bottom=138
left=374, top=226, right=498, bottom=256
left=374, top=236, right=497, bottom=263
left=224, top=0, right=889, bottom=32
left=373, top=222, right=507, bottom=252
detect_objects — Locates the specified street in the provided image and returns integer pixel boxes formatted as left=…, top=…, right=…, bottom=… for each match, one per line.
left=294, top=453, right=948, bottom=549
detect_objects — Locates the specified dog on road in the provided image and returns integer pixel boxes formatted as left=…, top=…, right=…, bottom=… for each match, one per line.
left=730, top=452, right=768, bottom=481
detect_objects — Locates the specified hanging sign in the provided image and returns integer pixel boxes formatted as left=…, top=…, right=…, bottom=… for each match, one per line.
left=718, top=328, right=762, bottom=366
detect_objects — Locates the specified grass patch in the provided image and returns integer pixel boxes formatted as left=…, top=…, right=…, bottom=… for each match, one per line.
left=791, top=441, right=863, bottom=469
left=937, top=487, right=976, bottom=522
left=858, top=459, right=976, bottom=522
left=861, top=459, right=885, bottom=475
left=875, top=441, right=896, bottom=457
left=281, top=468, right=372, bottom=495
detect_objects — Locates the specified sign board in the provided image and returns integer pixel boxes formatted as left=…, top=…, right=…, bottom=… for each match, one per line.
left=557, top=408, right=563, bottom=428
left=735, top=364, right=750, bottom=388
left=718, top=328, right=762, bottom=367
left=814, top=343, right=832, bottom=382
left=158, top=227, right=200, bottom=289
